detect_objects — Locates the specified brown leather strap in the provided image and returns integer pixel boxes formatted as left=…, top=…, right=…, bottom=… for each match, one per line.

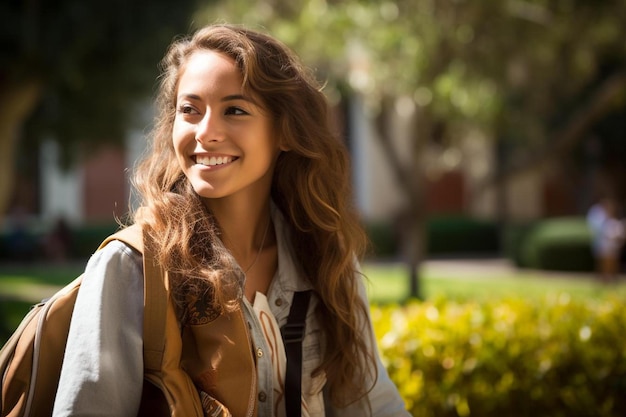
left=141, top=234, right=167, bottom=372
left=102, top=225, right=167, bottom=372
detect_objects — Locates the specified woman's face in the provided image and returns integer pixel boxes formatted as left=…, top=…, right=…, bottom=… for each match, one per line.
left=172, top=50, right=279, bottom=202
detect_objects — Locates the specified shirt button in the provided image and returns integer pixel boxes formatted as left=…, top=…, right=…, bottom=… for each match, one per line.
left=258, top=391, right=267, bottom=402
left=275, top=298, right=283, bottom=307
left=256, top=348, right=264, bottom=358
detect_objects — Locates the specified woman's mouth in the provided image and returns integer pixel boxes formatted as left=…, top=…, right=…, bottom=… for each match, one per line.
left=194, top=155, right=238, bottom=166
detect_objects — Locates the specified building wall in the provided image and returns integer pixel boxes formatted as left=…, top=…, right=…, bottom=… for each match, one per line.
left=39, top=140, right=83, bottom=224
left=29, top=100, right=152, bottom=227
left=25, top=97, right=574, bottom=231
left=425, top=170, right=465, bottom=215
left=82, top=146, right=128, bottom=222
left=37, top=136, right=145, bottom=226
left=348, top=94, right=549, bottom=222
left=350, top=95, right=405, bottom=220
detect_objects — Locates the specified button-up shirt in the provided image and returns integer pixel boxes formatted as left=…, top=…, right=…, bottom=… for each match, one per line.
left=53, top=206, right=409, bottom=416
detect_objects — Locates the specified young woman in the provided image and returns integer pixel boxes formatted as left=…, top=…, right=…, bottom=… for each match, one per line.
left=53, top=24, right=409, bottom=416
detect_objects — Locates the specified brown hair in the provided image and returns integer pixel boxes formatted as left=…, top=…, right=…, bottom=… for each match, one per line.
left=132, top=24, right=375, bottom=407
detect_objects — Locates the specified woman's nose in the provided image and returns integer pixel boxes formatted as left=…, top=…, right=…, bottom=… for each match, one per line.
left=195, top=111, right=224, bottom=143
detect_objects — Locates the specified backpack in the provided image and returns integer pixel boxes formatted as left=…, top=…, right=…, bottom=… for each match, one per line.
left=0, top=225, right=203, bottom=417
left=1, top=225, right=311, bottom=417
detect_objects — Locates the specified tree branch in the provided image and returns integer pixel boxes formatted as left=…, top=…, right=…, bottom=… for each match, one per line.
left=0, top=78, right=43, bottom=216
left=477, top=70, right=626, bottom=192
left=372, top=98, right=414, bottom=196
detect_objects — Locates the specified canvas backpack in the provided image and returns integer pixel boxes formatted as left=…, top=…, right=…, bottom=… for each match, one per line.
left=0, top=224, right=311, bottom=417
left=0, top=225, right=205, bottom=417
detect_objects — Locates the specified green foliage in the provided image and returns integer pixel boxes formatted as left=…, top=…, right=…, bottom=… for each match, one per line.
left=517, top=217, right=595, bottom=271
left=0, top=222, right=118, bottom=260
left=364, top=216, right=499, bottom=258
left=69, top=223, right=119, bottom=258
left=427, top=216, right=499, bottom=255
left=2, top=0, right=198, bottom=165
left=197, top=0, right=626, bottom=213
left=197, top=0, right=626, bottom=139
left=372, top=297, right=626, bottom=416
left=364, top=220, right=399, bottom=258
left=502, top=221, right=537, bottom=268
left=0, top=298, right=32, bottom=346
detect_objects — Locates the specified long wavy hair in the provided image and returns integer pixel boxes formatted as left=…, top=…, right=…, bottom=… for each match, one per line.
left=132, top=24, right=375, bottom=408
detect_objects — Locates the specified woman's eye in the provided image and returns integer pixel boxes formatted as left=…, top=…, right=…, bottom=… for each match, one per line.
left=178, top=104, right=197, bottom=115
left=225, top=106, right=248, bottom=116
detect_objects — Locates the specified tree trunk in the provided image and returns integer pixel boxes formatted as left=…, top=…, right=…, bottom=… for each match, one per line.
left=0, top=78, right=42, bottom=217
left=493, top=130, right=509, bottom=251
left=371, top=96, right=428, bottom=299
left=408, top=257, right=420, bottom=300
left=404, top=194, right=427, bottom=300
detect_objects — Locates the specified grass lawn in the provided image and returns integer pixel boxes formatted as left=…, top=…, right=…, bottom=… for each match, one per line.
left=0, top=263, right=84, bottom=344
left=364, top=261, right=626, bottom=303
left=1, top=260, right=625, bottom=344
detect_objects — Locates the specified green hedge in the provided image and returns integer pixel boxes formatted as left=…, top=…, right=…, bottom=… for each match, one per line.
left=502, top=221, right=536, bottom=268
left=511, top=217, right=595, bottom=271
left=365, top=220, right=400, bottom=258
left=365, top=216, right=500, bottom=258
left=0, top=222, right=120, bottom=261
left=68, top=223, right=120, bottom=258
left=427, top=216, right=499, bottom=255
left=372, top=297, right=626, bottom=417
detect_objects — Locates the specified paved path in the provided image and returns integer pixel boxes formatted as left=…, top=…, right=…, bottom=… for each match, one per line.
left=422, top=258, right=617, bottom=280
left=369, top=257, right=626, bottom=284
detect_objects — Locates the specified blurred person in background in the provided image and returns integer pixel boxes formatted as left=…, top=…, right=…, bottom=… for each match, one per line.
left=42, top=217, right=72, bottom=262
left=587, top=197, right=625, bottom=283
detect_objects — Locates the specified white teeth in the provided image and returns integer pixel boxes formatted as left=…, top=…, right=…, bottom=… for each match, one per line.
left=196, top=155, right=233, bottom=166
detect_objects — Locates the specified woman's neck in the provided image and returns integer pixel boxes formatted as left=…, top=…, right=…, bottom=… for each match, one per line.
left=204, top=194, right=273, bottom=263
left=206, top=194, right=278, bottom=301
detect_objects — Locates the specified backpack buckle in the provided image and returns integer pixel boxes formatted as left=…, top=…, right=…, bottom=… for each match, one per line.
left=281, top=323, right=306, bottom=344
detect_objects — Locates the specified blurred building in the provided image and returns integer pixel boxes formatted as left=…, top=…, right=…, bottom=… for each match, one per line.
left=4, top=132, right=143, bottom=237
left=4, top=95, right=593, bottom=231
left=37, top=140, right=131, bottom=224
left=347, top=94, right=580, bottom=224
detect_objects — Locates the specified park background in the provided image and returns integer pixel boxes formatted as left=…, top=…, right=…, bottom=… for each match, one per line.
left=1, top=0, right=626, bottom=416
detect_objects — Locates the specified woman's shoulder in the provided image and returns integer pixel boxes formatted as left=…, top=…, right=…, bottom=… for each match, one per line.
left=93, top=238, right=143, bottom=266
left=82, top=239, right=144, bottom=288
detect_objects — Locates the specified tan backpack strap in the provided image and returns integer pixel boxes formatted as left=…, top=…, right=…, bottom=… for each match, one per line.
left=141, top=243, right=167, bottom=372
left=103, top=225, right=167, bottom=372
left=99, top=224, right=144, bottom=252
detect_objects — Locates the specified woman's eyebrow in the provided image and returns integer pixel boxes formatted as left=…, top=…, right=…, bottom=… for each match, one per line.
left=221, top=94, right=259, bottom=105
left=177, top=93, right=201, bottom=101
left=176, top=93, right=259, bottom=105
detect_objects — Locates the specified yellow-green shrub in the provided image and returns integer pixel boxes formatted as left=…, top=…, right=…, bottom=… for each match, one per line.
left=371, top=296, right=626, bottom=417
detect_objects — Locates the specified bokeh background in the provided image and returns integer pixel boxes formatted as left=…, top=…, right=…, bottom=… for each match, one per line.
left=1, top=1, right=626, bottom=415
left=2, top=0, right=626, bottom=281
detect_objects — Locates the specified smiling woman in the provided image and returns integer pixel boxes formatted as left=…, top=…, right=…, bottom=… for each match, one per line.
left=51, top=24, right=410, bottom=417
left=172, top=49, right=279, bottom=203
